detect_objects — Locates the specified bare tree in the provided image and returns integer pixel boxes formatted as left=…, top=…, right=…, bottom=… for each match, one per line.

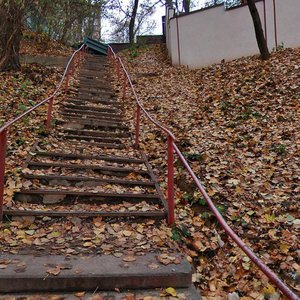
left=0, top=0, right=28, bottom=71
left=109, top=0, right=160, bottom=43
left=25, top=0, right=110, bottom=44
left=247, top=0, right=270, bottom=60
left=182, top=0, right=191, bottom=12
left=129, top=0, right=139, bottom=43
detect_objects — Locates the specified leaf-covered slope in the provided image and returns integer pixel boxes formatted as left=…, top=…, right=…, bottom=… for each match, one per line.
left=117, top=45, right=300, bottom=298
left=21, top=30, right=72, bottom=57
left=0, top=32, right=72, bottom=208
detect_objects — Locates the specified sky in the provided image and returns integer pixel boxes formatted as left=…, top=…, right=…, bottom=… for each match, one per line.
left=102, top=0, right=209, bottom=41
left=151, top=0, right=208, bottom=35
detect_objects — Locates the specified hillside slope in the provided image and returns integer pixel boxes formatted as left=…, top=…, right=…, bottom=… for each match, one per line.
left=0, top=32, right=74, bottom=209
left=117, top=45, right=300, bottom=299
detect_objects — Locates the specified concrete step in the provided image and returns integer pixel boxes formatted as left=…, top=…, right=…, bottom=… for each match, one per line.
left=4, top=208, right=166, bottom=219
left=0, top=253, right=194, bottom=293
left=0, top=285, right=201, bottom=300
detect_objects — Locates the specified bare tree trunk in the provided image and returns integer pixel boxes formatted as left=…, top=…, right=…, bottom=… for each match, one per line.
left=247, top=0, right=270, bottom=60
left=165, top=0, right=173, bottom=7
left=129, top=0, right=139, bottom=44
left=0, top=1, right=25, bottom=71
left=183, top=0, right=190, bottom=13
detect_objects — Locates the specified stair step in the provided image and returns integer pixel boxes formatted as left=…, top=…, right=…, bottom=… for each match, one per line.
left=80, top=69, right=109, bottom=74
left=65, top=97, right=121, bottom=106
left=14, top=190, right=161, bottom=204
left=23, top=174, right=155, bottom=187
left=27, top=161, right=149, bottom=175
left=61, top=113, right=124, bottom=124
left=0, top=253, right=191, bottom=293
left=1, top=286, right=201, bottom=300
left=80, top=70, right=109, bottom=76
left=60, top=117, right=127, bottom=128
left=77, top=84, right=113, bottom=91
left=77, top=81, right=112, bottom=90
left=60, top=134, right=122, bottom=144
left=3, top=209, right=166, bottom=219
left=51, top=138, right=126, bottom=149
left=45, top=140, right=133, bottom=154
left=33, top=151, right=143, bottom=163
left=60, top=123, right=128, bottom=134
left=63, top=103, right=119, bottom=113
left=80, top=68, right=109, bottom=72
left=77, top=89, right=114, bottom=97
left=62, top=108, right=123, bottom=119
left=62, top=128, right=130, bottom=138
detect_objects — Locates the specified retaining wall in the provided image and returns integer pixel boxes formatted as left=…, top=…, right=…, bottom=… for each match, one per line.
left=165, top=0, right=300, bottom=68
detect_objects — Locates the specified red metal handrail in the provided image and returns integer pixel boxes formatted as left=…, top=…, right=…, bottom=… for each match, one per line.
left=0, top=44, right=88, bottom=221
left=107, top=46, right=299, bottom=300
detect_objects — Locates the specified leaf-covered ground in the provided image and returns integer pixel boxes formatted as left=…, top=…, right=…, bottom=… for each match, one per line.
left=20, top=30, right=72, bottom=57
left=114, top=45, right=300, bottom=299
left=0, top=36, right=74, bottom=213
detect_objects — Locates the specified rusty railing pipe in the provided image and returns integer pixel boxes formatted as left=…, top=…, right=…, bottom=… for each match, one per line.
left=122, top=71, right=127, bottom=100
left=135, top=105, right=141, bottom=148
left=167, top=136, right=175, bottom=224
left=46, top=96, right=54, bottom=131
left=0, top=130, right=7, bottom=221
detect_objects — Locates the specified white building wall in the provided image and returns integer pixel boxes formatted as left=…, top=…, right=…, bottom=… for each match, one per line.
left=276, top=0, right=300, bottom=48
left=166, top=0, right=300, bottom=68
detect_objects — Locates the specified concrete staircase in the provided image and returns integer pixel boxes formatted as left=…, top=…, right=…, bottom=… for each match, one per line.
left=1, top=54, right=200, bottom=299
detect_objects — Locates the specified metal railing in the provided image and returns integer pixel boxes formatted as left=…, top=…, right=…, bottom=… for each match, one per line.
left=0, top=44, right=88, bottom=221
left=107, top=46, right=299, bottom=300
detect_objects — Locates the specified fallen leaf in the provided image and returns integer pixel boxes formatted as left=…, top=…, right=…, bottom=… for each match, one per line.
left=122, top=256, right=136, bottom=262
left=47, top=266, right=61, bottom=276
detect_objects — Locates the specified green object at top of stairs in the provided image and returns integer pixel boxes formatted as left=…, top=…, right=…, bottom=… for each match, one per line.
left=83, top=37, right=108, bottom=55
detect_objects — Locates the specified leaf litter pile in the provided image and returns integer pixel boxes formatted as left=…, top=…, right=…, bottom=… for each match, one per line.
left=114, top=45, right=300, bottom=299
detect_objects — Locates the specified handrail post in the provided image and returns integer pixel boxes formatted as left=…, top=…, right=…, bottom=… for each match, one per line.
left=122, top=72, right=127, bottom=100
left=167, top=135, right=175, bottom=225
left=71, top=56, right=76, bottom=77
left=116, top=57, right=121, bottom=81
left=46, top=96, right=54, bottom=131
left=65, top=71, right=69, bottom=93
left=79, top=49, right=83, bottom=66
left=0, top=129, right=7, bottom=222
left=135, top=105, right=141, bottom=149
